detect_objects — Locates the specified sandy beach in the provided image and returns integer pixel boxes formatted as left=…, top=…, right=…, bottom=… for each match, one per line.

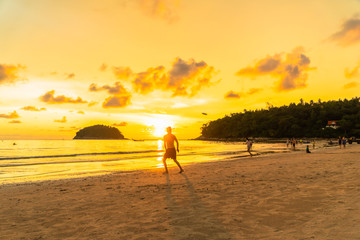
left=1, top=144, right=360, bottom=240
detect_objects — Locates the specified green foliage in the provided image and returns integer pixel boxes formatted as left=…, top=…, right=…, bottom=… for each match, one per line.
left=74, top=124, right=124, bottom=139
left=201, top=98, right=360, bottom=138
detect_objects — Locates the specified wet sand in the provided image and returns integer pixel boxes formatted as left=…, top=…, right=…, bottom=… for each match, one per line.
left=1, top=144, right=360, bottom=239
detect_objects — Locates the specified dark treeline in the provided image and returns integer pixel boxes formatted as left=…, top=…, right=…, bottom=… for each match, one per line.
left=201, top=98, right=360, bottom=139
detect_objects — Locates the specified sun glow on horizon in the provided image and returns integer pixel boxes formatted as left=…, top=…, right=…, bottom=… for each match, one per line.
left=144, top=116, right=174, bottom=137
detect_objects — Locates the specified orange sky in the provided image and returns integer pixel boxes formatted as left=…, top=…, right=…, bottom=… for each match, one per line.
left=1, top=0, right=360, bottom=139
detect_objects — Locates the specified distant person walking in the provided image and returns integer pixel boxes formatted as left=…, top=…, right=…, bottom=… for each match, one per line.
left=162, top=127, right=184, bottom=174
left=291, top=138, right=296, bottom=150
left=246, top=138, right=253, bottom=157
left=338, top=136, right=342, bottom=149
left=342, top=137, right=347, bottom=148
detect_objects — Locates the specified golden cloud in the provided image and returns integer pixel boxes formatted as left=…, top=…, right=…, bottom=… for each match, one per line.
left=237, top=55, right=281, bottom=76
left=9, top=120, right=22, bottom=124
left=89, top=82, right=130, bottom=95
left=99, top=63, right=108, bottom=72
left=40, top=90, right=88, bottom=104
left=224, top=91, right=242, bottom=99
left=132, top=66, right=166, bottom=94
left=330, top=17, right=360, bottom=47
left=21, top=106, right=46, bottom=111
left=247, top=88, right=263, bottom=95
left=0, top=111, right=19, bottom=119
left=344, top=81, right=358, bottom=89
left=113, top=67, right=133, bottom=80
left=113, top=122, right=128, bottom=127
left=54, top=116, right=67, bottom=123
left=65, top=73, right=75, bottom=79
left=345, top=63, right=360, bottom=79
left=236, top=47, right=315, bottom=92
left=123, top=58, right=218, bottom=97
left=89, top=81, right=132, bottom=108
left=167, top=58, right=218, bottom=97
left=0, top=64, right=26, bottom=85
left=137, top=0, right=181, bottom=23
left=224, top=88, right=262, bottom=99
left=88, top=101, right=98, bottom=107
left=103, top=95, right=131, bottom=108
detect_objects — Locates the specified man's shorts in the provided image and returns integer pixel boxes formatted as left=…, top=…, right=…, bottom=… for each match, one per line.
left=164, top=148, right=177, bottom=160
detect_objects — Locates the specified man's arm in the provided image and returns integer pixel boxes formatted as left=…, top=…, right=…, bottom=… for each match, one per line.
left=175, top=136, right=179, bottom=152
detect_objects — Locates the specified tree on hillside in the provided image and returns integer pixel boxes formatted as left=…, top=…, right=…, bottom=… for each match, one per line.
left=201, top=98, right=360, bottom=138
left=74, top=125, right=125, bottom=139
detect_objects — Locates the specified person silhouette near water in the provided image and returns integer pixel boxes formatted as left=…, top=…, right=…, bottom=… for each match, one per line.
left=162, top=127, right=184, bottom=174
left=246, top=138, right=253, bottom=157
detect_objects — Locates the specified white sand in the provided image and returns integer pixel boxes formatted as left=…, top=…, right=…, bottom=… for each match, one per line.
left=1, top=144, right=360, bottom=239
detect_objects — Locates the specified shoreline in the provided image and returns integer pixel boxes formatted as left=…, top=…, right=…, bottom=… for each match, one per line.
left=1, top=144, right=359, bottom=239
left=0, top=141, right=337, bottom=186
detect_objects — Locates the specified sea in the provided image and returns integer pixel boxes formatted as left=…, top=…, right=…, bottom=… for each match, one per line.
left=0, top=139, right=327, bottom=184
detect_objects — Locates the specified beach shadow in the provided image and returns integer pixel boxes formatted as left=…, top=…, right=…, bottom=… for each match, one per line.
left=165, top=173, right=231, bottom=240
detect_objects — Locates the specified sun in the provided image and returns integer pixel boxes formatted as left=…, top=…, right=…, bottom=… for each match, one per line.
left=144, top=116, right=174, bottom=138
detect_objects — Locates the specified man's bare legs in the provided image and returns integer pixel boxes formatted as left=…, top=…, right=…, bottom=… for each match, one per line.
left=174, top=159, right=184, bottom=173
left=162, top=157, right=184, bottom=173
left=162, top=157, right=169, bottom=174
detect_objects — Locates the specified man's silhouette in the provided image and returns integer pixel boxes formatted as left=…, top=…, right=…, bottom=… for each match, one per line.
left=162, top=127, right=184, bottom=174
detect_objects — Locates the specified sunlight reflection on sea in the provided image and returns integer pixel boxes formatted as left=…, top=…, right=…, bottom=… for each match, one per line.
left=0, top=139, right=323, bottom=184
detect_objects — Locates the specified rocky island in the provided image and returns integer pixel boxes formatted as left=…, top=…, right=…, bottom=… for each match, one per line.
left=73, top=125, right=125, bottom=139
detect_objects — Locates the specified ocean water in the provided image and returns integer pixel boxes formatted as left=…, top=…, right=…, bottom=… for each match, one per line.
left=0, top=139, right=319, bottom=184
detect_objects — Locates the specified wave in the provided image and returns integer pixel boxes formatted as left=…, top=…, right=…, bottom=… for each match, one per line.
left=0, top=150, right=162, bottom=161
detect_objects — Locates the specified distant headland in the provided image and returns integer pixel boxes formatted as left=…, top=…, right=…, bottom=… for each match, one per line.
left=73, top=125, right=125, bottom=140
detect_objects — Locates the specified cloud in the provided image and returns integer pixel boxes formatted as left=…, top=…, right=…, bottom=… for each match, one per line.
left=0, top=64, right=26, bottom=85
left=40, top=90, right=88, bottom=104
left=247, top=88, right=263, bottom=95
left=225, top=88, right=263, bottom=100
left=237, top=55, right=281, bottom=76
left=330, top=17, right=360, bottom=47
left=0, top=111, right=19, bottom=119
left=167, top=58, right=217, bottom=96
left=88, top=101, right=98, bottom=107
left=236, top=47, right=315, bottom=92
left=9, top=120, right=21, bottom=124
left=127, top=58, right=218, bottom=97
left=345, top=63, right=360, bottom=79
left=344, top=81, right=358, bottom=89
left=137, top=0, right=181, bottom=23
left=132, top=66, right=166, bottom=94
left=21, top=106, right=46, bottom=111
left=89, top=81, right=132, bottom=108
left=54, top=116, right=67, bottom=123
left=103, top=95, right=131, bottom=108
left=65, top=73, right=75, bottom=79
left=113, top=66, right=133, bottom=80
left=99, top=63, right=108, bottom=72
left=89, top=82, right=130, bottom=95
left=113, top=122, right=128, bottom=127
left=224, top=91, right=242, bottom=99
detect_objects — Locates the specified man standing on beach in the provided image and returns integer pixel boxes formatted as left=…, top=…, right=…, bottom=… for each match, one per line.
left=162, top=127, right=184, bottom=174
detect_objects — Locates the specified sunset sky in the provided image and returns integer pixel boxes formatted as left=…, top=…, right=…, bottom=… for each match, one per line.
left=1, top=0, right=360, bottom=139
